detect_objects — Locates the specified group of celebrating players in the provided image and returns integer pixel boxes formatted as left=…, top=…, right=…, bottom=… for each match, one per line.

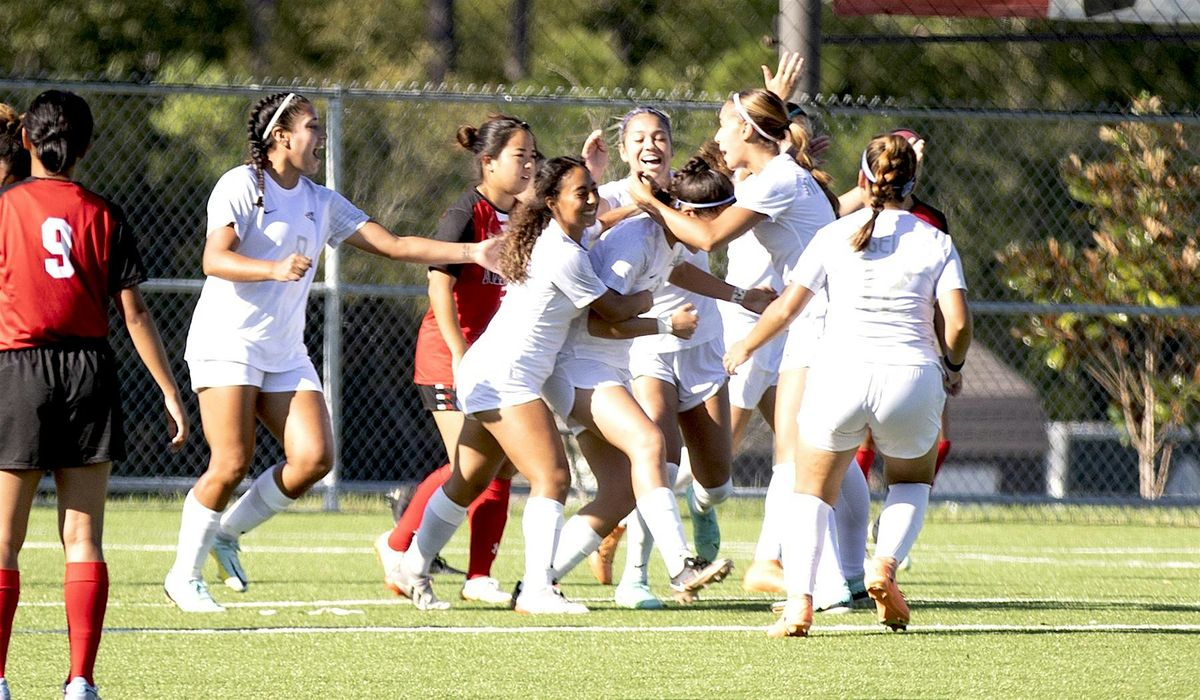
left=0, top=51, right=969, bottom=699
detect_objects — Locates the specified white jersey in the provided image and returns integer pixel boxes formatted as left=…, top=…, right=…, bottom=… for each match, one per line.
left=563, top=216, right=688, bottom=367
left=185, top=165, right=369, bottom=371
left=724, top=231, right=781, bottom=292
left=599, top=178, right=721, bottom=353
left=789, top=208, right=967, bottom=368
left=457, top=220, right=608, bottom=391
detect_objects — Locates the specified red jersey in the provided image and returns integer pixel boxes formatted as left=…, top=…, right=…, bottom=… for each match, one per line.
left=413, top=189, right=507, bottom=386
left=0, top=179, right=145, bottom=351
left=909, top=196, right=950, bottom=235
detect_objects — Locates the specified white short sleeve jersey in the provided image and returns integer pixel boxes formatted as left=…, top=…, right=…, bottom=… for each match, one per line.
left=565, top=216, right=687, bottom=366
left=599, top=177, right=721, bottom=353
left=185, top=165, right=369, bottom=371
left=788, top=208, right=967, bottom=368
left=734, top=154, right=836, bottom=282
left=725, top=231, right=782, bottom=292
left=459, top=220, right=609, bottom=388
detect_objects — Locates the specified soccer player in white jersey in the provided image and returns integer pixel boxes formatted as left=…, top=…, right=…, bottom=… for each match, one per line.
left=583, top=110, right=776, bottom=608
left=163, top=92, right=503, bottom=613
left=389, top=156, right=653, bottom=614
left=725, top=134, right=972, bottom=636
left=629, top=88, right=840, bottom=601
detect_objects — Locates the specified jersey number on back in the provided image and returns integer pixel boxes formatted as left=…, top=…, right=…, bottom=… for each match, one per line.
left=42, top=218, right=75, bottom=279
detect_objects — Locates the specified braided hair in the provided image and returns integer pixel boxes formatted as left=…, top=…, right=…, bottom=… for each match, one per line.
left=245, top=92, right=312, bottom=210
left=500, top=156, right=587, bottom=283
left=850, top=134, right=918, bottom=253
left=0, top=103, right=30, bottom=184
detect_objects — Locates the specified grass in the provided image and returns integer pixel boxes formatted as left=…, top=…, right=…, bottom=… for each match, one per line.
left=5, top=496, right=1198, bottom=698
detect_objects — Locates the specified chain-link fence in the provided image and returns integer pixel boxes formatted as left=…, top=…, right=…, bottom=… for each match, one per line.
left=2, top=78, right=1197, bottom=520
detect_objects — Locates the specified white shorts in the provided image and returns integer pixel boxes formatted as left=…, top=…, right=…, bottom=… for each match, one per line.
left=188, top=358, right=323, bottom=393
left=629, top=338, right=727, bottom=412
left=542, top=357, right=631, bottom=435
left=454, top=362, right=544, bottom=416
left=797, top=362, right=945, bottom=459
left=720, top=304, right=783, bottom=410
left=779, top=316, right=823, bottom=373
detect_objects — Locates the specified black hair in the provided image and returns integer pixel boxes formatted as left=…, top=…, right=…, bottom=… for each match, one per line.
left=670, top=156, right=734, bottom=212
left=500, top=156, right=588, bottom=283
left=456, top=114, right=534, bottom=179
left=245, top=92, right=313, bottom=209
left=0, top=104, right=30, bottom=183
left=22, top=90, right=93, bottom=175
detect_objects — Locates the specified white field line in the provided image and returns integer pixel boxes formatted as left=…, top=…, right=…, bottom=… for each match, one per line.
left=15, top=622, right=1199, bottom=636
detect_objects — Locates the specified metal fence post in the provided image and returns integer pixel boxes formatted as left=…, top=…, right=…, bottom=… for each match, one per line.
left=320, top=86, right=345, bottom=512
left=780, top=0, right=821, bottom=98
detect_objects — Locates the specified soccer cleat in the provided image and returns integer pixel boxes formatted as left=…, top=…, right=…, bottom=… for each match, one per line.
left=461, top=576, right=514, bottom=604
left=514, top=585, right=589, bottom=614
left=812, top=579, right=854, bottom=614
left=384, top=485, right=413, bottom=524
left=163, top=573, right=225, bottom=613
left=669, top=556, right=733, bottom=594
left=687, top=484, right=721, bottom=562
left=614, top=580, right=664, bottom=610
left=0, top=677, right=10, bottom=700
left=865, top=556, right=910, bottom=631
left=588, top=524, right=625, bottom=585
left=766, top=596, right=813, bottom=638
left=741, top=559, right=785, bottom=594
left=211, top=534, right=248, bottom=593
left=430, top=555, right=466, bottom=577
left=63, top=676, right=101, bottom=700
left=392, top=562, right=451, bottom=611
left=373, top=531, right=405, bottom=595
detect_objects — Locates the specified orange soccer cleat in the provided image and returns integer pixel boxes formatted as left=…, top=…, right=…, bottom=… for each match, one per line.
left=742, top=559, right=785, bottom=594
left=865, top=556, right=910, bottom=631
left=588, top=524, right=625, bottom=585
left=766, top=595, right=813, bottom=638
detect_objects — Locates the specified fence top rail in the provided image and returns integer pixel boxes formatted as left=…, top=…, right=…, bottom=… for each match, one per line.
left=1, top=78, right=1197, bottom=124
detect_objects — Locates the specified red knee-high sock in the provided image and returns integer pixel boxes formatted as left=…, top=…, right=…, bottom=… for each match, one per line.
left=64, top=562, right=108, bottom=685
left=933, top=440, right=952, bottom=481
left=856, top=448, right=876, bottom=480
left=388, top=464, right=453, bottom=552
left=0, top=569, right=19, bottom=678
left=465, top=477, right=511, bottom=580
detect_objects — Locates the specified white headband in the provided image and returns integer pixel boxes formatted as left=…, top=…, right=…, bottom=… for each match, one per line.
left=676, top=195, right=736, bottom=209
left=261, top=93, right=297, bottom=141
left=861, top=148, right=916, bottom=198
left=732, top=94, right=779, bottom=143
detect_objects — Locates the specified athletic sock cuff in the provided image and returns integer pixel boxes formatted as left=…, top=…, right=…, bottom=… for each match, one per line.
left=256, top=465, right=296, bottom=512
left=428, top=487, right=469, bottom=522
left=64, top=562, right=108, bottom=583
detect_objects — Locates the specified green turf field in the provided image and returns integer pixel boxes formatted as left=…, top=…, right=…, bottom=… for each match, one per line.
left=5, top=496, right=1197, bottom=698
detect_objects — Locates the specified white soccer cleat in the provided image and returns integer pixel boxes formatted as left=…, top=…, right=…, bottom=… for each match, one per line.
left=614, top=580, right=664, bottom=610
left=211, top=535, right=248, bottom=593
left=63, top=676, right=101, bottom=700
left=392, top=560, right=451, bottom=611
left=163, top=573, right=225, bottom=613
left=461, top=576, right=514, bottom=604
left=0, top=677, right=10, bottom=700
left=514, top=585, right=589, bottom=615
left=373, top=531, right=405, bottom=595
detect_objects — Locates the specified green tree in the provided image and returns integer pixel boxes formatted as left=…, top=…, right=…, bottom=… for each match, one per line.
left=997, top=95, right=1200, bottom=499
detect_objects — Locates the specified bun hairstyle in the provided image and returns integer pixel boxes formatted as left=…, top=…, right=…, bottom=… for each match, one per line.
left=245, top=92, right=313, bottom=210
left=22, top=90, right=93, bottom=176
left=850, top=134, right=919, bottom=253
left=455, top=114, right=534, bottom=179
left=0, top=104, right=30, bottom=183
left=500, top=156, right=587, bottom=283
left=670, top=156, right=735, bottom=217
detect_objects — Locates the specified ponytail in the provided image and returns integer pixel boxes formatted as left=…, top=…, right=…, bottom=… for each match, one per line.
left=850, top=134, right=918, bottom=253
left=785, top=122, right=840, bottom=217
left=245, top=92, right=311, bottom=210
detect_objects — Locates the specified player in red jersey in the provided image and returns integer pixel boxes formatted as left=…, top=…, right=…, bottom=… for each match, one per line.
left=374, top=115, right=537, bottom=606
left=0, top=91, right=188, bottom=700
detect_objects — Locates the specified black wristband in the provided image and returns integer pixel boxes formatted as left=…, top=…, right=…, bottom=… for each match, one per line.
left=943, top=355, right=965, bottom=372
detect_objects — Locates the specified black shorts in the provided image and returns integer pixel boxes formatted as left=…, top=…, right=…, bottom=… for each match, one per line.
left=0, top=340, right=125, bottom=470
left=416, top=383, right=460, bottom=412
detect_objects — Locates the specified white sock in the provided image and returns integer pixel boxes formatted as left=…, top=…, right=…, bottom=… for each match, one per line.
left=403, top=487, right=467, bottom=575
left=521, top=497, right=564, bottom=592
left=874, top=483, right=931, bottom=562
left=753, top=463, right=793, bottom=562
left=690, top=478, right=733, bottom=514
left=781, top=493, right=831, bottom=598
left=636, top=487, right=690, bottom=577
left=673, top=455, right=692, bottom=493
left=549, top=515, right=602, bottom=581
left=835, top=465, right=871, bottom=580
left=218, top=464, right=293, bottom=540
left=618, top=509, right=653, bottom=586
left=169, top=489, right=222, bottom=580
left=813, top=513, right=846, bottom=596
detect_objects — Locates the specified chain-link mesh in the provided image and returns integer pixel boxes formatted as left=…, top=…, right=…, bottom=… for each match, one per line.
left=2, top=80, right=1197, bottom=521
